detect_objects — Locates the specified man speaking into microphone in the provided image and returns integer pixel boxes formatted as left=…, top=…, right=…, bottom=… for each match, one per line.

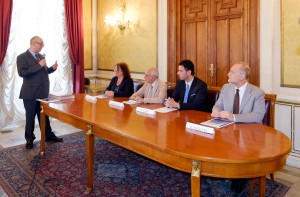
left=17, top=36, right=63, bottom=149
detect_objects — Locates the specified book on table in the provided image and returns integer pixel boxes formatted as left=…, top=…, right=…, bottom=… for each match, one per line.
left=200, top=118, right=234, bottom=128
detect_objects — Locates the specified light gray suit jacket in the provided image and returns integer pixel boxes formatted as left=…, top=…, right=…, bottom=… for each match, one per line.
left=213, top=83, right=265, bottom=123
left=130, top=79, right=167, bottom=104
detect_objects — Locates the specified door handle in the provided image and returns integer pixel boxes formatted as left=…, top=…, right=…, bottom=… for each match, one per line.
left=209, top=63, right=215, bottom=78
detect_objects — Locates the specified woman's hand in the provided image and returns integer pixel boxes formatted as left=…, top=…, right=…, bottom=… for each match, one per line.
left=105, top=91, right=114, bottom=97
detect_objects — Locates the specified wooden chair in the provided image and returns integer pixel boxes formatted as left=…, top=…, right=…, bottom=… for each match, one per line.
left=249, top=93, right=277, bottom=196
left=203, top=86, right=221, bottom=112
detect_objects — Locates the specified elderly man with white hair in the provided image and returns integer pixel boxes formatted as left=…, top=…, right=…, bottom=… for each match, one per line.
left=130, top=67, right=167, bottom=104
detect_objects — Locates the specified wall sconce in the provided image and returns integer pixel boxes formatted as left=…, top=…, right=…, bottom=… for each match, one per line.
left=104, top=0, right=131, bottom=32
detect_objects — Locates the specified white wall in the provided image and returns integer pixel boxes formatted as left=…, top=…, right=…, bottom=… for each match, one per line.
left=260, top=0, right=300, bottom=102
left=261, top=0, right=300, bottom=168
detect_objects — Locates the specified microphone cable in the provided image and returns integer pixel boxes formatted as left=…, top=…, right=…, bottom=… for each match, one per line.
left=16, top=145, right=63, bottom=197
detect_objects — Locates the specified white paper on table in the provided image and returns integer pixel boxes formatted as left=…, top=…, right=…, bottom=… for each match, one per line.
left=123, top=100, right=143, bottom=105
left=154, top=107, right=178, bottom=113
left=94, top=95, right=110, bottom=99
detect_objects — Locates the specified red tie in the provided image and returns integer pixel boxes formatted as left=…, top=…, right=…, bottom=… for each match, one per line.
left=233, top=89, right=239, bottom=114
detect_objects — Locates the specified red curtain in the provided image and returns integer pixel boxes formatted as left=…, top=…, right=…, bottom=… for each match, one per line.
left=0, top=0, right=13, bottom=66
left=64, top=0, right=85, bottom=93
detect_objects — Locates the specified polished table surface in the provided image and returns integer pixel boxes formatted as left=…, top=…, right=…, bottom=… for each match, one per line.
left=40, top=94, right=291, bottom=196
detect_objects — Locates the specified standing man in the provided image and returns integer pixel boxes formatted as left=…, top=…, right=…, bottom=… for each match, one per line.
left=17, top=36, right=63, bottom=149
left=130, top=67, right=167, bottom=104
left=211, top=62, right=265, bottom=193
left=211, top=62, right=265, bottom=122
left=165, top=59, right=207, bottom=110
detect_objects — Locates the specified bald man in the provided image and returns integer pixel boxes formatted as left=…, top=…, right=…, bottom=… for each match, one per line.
left=130, top=67, right=167, bottom=104
left=211, top=62, right=265, bottom=193
left=211, top=62, right=265, bottom=122
left=17, top=36, right=63, bottom=149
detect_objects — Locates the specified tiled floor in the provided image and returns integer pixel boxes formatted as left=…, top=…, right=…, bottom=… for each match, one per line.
left=1, top=120, right=300, bottom=197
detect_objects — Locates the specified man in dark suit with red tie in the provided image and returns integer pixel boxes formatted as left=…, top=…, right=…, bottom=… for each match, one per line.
left=165, top=59, right=207, bottom=110
left=17, top=36, right=63, bottom=149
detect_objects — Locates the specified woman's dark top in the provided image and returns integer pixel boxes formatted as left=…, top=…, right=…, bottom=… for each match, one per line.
left=106, top=76, right=134, bottom=97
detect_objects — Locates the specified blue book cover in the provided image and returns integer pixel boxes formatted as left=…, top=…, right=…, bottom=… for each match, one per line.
left=200, top=118, right=234, bottom=128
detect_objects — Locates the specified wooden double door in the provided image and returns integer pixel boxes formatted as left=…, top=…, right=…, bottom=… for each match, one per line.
left=167, top=0, right=260, bottom=87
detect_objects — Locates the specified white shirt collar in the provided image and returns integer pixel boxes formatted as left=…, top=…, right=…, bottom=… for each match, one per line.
left=29, top=49, right=36, bottom=57
left=185, top=77, right=194, bottom=87
left=236, top=82, right=247, bottom=92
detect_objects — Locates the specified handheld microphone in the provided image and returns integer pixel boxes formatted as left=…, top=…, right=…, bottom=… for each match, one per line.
left=41, top=53, right=46, bottom=59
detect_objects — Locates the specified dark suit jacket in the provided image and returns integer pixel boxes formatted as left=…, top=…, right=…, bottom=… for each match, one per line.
left=106, top=76, right=134, bottom=97
left=172, top=77, right=207, bottom=110
left=17, top=50, right=55, bottom=99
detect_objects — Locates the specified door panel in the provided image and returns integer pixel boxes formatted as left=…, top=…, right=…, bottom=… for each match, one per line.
left=168, top=0, right=260, bottom=87
left=196, top=21, right=208, bottom=81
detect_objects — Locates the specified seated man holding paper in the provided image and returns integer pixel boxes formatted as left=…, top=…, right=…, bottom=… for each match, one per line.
left=130, top=67, right=167, bottom=104
left=165, top=59, right=207, bottom=110
left=211, top=62, right=265, bottom=123
left=211, top=62, right=265, bottom=194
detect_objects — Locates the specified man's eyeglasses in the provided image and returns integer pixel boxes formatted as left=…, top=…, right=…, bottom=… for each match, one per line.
left=35, top=41, right=44, bottom=47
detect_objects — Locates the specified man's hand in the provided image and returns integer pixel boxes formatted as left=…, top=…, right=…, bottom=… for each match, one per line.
left=52, top=61, right=58, bottom=70
left=212, top=109, right=234, bottom=121
left=133, top=95, right=143, bottom=102
left=219, top=111, right=234, bottom=121
left=211, top=109, right=221, bottom=118
left=38, top=59, right=47, bottom=67
left=165, top=97, right=179, bottom=108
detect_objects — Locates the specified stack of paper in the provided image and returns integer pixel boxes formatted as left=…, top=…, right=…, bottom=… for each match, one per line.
left=49, top=91, right=75, bottom=101
left=123, top=100, right=143, bottom=105
left=154, top=107, right=178, bottom=113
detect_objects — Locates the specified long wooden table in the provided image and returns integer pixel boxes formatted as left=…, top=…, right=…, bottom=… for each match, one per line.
left=40, top=94, right=291, bottom=196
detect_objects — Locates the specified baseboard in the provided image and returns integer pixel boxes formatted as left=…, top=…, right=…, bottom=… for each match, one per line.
left=286, top=154, right=300, bottom=168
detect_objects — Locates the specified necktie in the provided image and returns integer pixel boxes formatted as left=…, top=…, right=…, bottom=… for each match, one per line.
left=35, top=54, right=40, bottom=61
left=183, top=84, right=190, bottom=103
left=147, top=85, right=153, bottom=98
left=233, top=89, right=239, bottom=114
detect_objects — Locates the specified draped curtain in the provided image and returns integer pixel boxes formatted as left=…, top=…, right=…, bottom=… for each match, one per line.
left=0, top=0, right=13, bottom=66
left=64, top=0, right=85, bottom=93
left=0, top=0, right=72, bottom=129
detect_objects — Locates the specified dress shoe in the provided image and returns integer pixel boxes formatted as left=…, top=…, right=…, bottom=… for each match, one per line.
left=231, top=179, right=248, bottom=193
left=26, top=140, right=33, bottom=149
left=46, top=136, right=63, bottom=142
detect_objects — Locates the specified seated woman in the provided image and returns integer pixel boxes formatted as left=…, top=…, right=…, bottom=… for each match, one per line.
left=105, top=62, right=134, bottom=97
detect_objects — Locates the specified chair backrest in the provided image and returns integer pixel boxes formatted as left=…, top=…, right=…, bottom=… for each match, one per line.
left=133, top=79, right=144, bottom=92
left=135, top=82, right=144, bottom=92
left=84, top=78, right=90, bottom=85
left=166, top=82, right=176, bottom=98
left=262, top=93, right=277, bottom=128
left=203, top=86, right=221, bottom=112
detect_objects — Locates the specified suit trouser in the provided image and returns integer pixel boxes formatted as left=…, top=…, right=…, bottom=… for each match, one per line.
left=23, top=99, right=55, bottom=141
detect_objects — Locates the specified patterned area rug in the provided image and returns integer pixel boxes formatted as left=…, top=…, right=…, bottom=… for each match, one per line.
left=0, top=132, right=290, bottom=197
